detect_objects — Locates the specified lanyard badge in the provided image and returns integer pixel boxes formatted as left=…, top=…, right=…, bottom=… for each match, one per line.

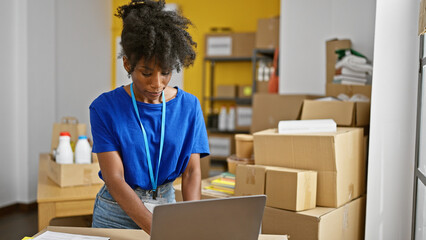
left=130, top=83, right=166, bottom=200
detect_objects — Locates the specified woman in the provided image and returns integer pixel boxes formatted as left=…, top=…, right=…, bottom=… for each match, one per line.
left=89, top=0, right=209, bottom=234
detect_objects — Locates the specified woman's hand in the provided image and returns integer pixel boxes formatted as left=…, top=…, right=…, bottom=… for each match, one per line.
left=181, top=153, right=202, bottom=201
left=97, top=151, right=153, bottom=234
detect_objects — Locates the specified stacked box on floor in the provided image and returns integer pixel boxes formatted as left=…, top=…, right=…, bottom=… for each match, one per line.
left=301, top=100, right=370, bottom=127
left=253, top=127, right=365, bottom=208
left=262, top=196, right=366, bottom=240
left=251, top=93, right=319, bottom=133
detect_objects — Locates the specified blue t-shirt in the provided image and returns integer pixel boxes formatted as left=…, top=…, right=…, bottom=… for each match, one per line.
left=89, top=86, right=210, bottom=190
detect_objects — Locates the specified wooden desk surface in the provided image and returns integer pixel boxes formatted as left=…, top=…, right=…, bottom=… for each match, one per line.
left=37, top=153, right=103, bottom=203
left=34, top=226, right=288, bottom=240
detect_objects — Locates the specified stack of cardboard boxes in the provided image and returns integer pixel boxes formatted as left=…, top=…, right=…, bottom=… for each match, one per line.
left=235, top=127, right=366, bottom=239
left=236, top=39, right=371, bottom=238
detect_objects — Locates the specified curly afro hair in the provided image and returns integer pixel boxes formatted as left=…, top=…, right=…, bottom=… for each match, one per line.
left=116, top=0, right=197, bottom=74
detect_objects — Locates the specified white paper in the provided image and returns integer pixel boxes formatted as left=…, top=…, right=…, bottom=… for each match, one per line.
left=236, top=107, right=252, bottom=126
left=278, top=119, right=337, bottom=134
left=33, top=231, right=110, bottom=240
left=144, top=202, right=157, bottom=214
left=207, top=36, right=232, bottom=56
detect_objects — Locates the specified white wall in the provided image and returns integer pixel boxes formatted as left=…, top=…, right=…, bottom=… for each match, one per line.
left=55, top=0, right=111, bottom=136
left=280, top=0, right=376, bottom=95
left=365, top=0, right=419, bottom=239
left=0, top=0, right=21, bottom=208
left=0, top=0, right=111, bottom=207
left=27, top=0, right=56, bottom=205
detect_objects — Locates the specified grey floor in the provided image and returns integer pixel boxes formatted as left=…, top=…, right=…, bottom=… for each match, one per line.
left=0, top=207, right=92, bottom=240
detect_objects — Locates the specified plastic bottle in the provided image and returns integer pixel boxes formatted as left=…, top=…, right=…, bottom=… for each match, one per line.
left=218, top=106, right=228, bottom=131
left=227, top=106, right=235, bottom=131
left=56, top=132, right=74, bottom=164
left=75, top=135, right=92, bottom=164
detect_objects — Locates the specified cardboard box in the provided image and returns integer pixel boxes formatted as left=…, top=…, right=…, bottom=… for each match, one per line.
left=200, top=156, right=211, bottom=179
left=235, top=165, right=267, bottom=196
left=51, top=117, right=86, bottom=152
left=235, top=106, right=252, bottom=131
left=326, top=82, right=372, bottom=99
left=262, top=196, right=366, bottom=240
left=256, top=80, right=269, bottom=93
left=208, top=133, right=235, bottom=158
left=300, top=99, right=370, bottom=127
left=235, top=164, right=317, bottom=211
left=238, top=85, right=253, bottom=98
left=235, top=134, right=253, bottom=159
left=251, top=94, right=319, bottom=133
left=253, top=128, right=365, bottom=207
left=49, top=117, right=101, bottom=187
left=47, top=154, right=102, bottom=187
left=35, top=226, right=288, bottom=240
left=256, top=17, right=280, bottom=49
left=205, top=32, right=255, bottom=58
left=326, top=39, right=351, bottom=83
left=216, top=85, right=237, bottom=98
left=266, top=167, right=317, bottom=211
left=226, top=155, right=254, bottom=175
left=420, top=0, right=426, bottom=35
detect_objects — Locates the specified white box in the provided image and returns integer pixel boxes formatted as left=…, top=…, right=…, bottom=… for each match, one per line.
left=208, top=135, right=233, bottom=157
left=206, top=36, right=232, bottom=56
left=236, top=106, right=252, bottom=131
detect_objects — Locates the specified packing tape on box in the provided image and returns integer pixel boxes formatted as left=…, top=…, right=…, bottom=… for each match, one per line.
left=246, top=167, right=256, bottom=185
left=343, top=204, right=349, bottom=230
left=348, top=184, right=354, bottom=201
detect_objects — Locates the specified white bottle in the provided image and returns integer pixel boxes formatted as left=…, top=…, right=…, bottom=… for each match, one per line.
left=75, top=135, right=92, bottom=164
left=218, top=106, right=228, bottom=131
left=56, top=132, right=74, bottom=164
left=227, top=106, right=235, bottom=131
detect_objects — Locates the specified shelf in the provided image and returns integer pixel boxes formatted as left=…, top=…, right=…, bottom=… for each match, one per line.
left=205, top=97, right=252, bottom=105
left=207, top=128, right=250, bottom=134
left=209, top=156, right=228, bottom=161
left=204, top=56, right=252, bottom=62
left=201, top=48, right=276, bottom=127
left=253, top=48, right=275, bottom=56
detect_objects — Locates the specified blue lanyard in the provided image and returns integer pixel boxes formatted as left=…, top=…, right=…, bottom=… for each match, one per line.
left=130, top=83, right=166, bottom=197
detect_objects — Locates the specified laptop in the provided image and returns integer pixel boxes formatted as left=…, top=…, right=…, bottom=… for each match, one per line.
left=150, top=195, right=267, bottom=240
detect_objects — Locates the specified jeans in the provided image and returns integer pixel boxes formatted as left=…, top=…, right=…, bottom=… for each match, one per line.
left=92, top=182, right=176, bottom=229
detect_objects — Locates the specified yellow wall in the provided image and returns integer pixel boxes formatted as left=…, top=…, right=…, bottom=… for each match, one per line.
left=111, top=0, right=280, bottom=111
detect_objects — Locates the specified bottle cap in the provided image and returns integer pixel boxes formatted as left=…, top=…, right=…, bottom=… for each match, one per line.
left=78, top=135, right=88, bottom=140
left=60, top=132, right=71, bottom=137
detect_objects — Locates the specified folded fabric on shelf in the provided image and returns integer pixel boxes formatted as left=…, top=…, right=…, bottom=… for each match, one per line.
left=335, top=55, right=373, bottom=74
left=334, top=74, right=367, bottom=83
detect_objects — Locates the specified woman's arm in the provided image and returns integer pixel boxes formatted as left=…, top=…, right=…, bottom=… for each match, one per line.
left=97, top=151, right=153, bottom=234
left=181, top=153, right=202, bottom=201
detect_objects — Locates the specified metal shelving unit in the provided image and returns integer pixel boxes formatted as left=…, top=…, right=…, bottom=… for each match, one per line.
left=251, top=48, right=275, bottom=94
left=201, top=56, right=252, bottom=117
left=201, top=49, right=275, bottom=119
left=201, top=50, right=275, bottom=164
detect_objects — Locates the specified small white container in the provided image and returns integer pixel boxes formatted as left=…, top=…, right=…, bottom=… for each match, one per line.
left=56, top=132, right=74, bottom=164
left=75, top=135, right=92, bottom=164
left=227, top=106, right=235, bottom=131
left=218, top=106, right=228, bottom=131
